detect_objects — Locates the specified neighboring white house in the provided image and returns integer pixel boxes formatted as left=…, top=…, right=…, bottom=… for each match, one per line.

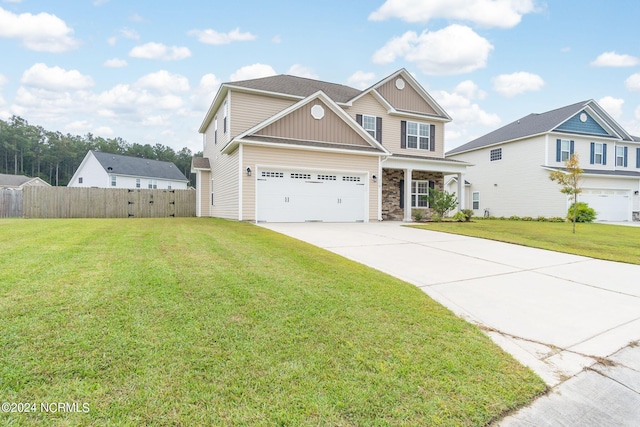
left=0, top=173, right=50, bottom=189
left=69, top=151, right=189, bottom=190
left=446, top=100, right=640, bottom=222
left=191, top=69, right=469, bottom=222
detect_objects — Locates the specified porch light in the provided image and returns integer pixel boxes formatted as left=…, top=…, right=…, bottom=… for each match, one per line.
left=246, top=167, right=252, bottom=176
left=372, top=174, right=377, bottom=182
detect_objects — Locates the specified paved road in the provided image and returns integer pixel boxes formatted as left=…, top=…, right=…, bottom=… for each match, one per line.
left=260, top=222, right=640, bottom=426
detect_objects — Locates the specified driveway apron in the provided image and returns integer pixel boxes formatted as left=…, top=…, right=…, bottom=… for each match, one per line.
left=259, top=221, right=640, bottom=425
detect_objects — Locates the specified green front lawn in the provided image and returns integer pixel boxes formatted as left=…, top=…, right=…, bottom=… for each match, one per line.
left=0, top=218, right=545, bottom=426
left=412, top=220, right=640, bottom=265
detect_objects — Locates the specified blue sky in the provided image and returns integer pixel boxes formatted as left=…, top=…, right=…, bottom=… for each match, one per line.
left=1, top=0, right=640, bottom=153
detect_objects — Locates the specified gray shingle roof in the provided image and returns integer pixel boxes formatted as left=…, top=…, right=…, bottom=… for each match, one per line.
left=0, top=173, right=33, bottom=187
left=191, top=157, right=210, bottom=170
left=91, top=151, right=188, bottom=181
left=447, top=100, right=591, bottom=155
left=228, top=75, right=362, bottom=104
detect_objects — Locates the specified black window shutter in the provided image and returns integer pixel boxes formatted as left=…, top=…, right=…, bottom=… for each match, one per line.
left=429, top=181, right=435, bottom=190
left=570, top=140, right=574, bottom=155
left=401, top=121, right=407, bottom=149
left=430, top=124, right=436, bottom=151
left=356, top=114, right=363, bottom=126
left=399, top=179, right=404, bottom=208
left=603, top=143, right=607, bottom=165
left=637, top=148, right=640, bottom=168
left=556, top=139, right=561, bottom=162
left=376, top=117, right=382, bottom=143
left=590, top=142, right=595, bottom=164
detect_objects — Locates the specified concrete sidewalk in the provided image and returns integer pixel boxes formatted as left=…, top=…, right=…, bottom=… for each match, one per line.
left=260, top=221, right=640, bottom=425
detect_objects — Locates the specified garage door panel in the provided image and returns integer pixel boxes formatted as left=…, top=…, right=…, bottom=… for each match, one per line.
left=581, top=189, right=630, bottom=222
left=257, top=169, right=366, bottom=222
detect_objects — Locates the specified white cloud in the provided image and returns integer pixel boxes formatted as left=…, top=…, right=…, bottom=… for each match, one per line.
left=369, top=0, right=538, bottom=28
left=129, top=42, right=191, bottom=61
left=191, top=73, right=221, bottom=111
left=188, top=27, right=256, bottom=45
left=0, top=73, right=7, bottom=85
left=347, top=71, right=376, bottom=89
left=104, top=58, right=128, bottom=68
left=129, top=13, right=144, bottom=22
left=230, top=64, right=276, bottom=81
left=287, top=64, right=318, bottom=79
left=598, top=96, right=624, bottom=119
left=21, top=63, right=94, bottom=91
left=591, top=51, right=640, bottom=67
left=635, top=106, right=640, bottom=121
left=492, top=71, right=544, bottom=97
left=135, top=70, right=190, bottom=94
left=373, top=25, right=493, bottom=75
left=433, top=81, right=500, bottom=149
left=624, top=73, right=640, bottom=91
left=0, top=7, right=80, bottom=52
left=272, top=35, right=282, bottom=43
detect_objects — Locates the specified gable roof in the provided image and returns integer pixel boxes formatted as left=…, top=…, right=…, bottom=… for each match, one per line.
left=90, top=151, right=188, bottom=181
left=229, top=75, right=361, bottom=104
left=0, top=173, right=49, bottom=188
left=224, top=91, right=389, bottom=156
left=447, top=100, right=636, bottom=156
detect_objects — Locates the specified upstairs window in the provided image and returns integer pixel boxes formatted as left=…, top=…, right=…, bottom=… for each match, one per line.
left=616, top=146, right=628, bottom=167
left=556, top=139, right=574, bottom=162
left=110, top=176, right=116, bottom=187
left=214, top=116, right=218, bottom=145
left=591, top=142, right=606, bottom=165
left=135, top=178, right=141, bottom=188
left=223, top=100, right=228, bottom=133
left=490, top=148, right=502, bottom=161
left=148, top=179, right=157, bottom=189
left=363, top=115, right=376, bottom=139
left=78, top=177, right=83, bottom=184
left=407, top=122, right=430, bottom=150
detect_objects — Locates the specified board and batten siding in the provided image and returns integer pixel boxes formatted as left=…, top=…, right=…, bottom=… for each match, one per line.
left=241, top=144, right=380, bottom=222
left=349, top=93, right=445, bottom=158
left=452, top=137, right=567, bottom=218
left=376, top=79, right=438, bottom=116
left=256, top=100, right=369, bottom=147
left=230, top=91, right=296, bottom=138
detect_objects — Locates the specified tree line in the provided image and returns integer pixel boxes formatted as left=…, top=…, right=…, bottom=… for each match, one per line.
left=0, top=115, right=201, bottom=187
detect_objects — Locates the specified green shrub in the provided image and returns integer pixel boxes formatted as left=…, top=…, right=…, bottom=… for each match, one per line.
left=508, top=215, right=521, bottom=221
left=522, top=216, right=534, bottom=221
left=461, top=209, right=474, bottom=222
left=452, top=212, right=466, bottom=222
left=498, top=216, right=506, bottom=220
left=536, top=216, right=547, bottom=222
left=413, top=209, right=424, bottom=222
left=549, top=217, right=565, bottom=223
left=567, top=202, right=597, bottom=223
left=430, top=213, right=442, bottom=222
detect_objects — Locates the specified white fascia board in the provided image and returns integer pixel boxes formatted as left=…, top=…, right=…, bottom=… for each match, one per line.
left=68, top=151, right=93, bottom=185
left=446, top=134, right=546, bottom=157
left=199, top=85, right=228, bottom=133
left=383, top=155, right=472, bottom=174
left=237, top=138, right=388, bottom=157
left=388, top=110, right=451, bottom=123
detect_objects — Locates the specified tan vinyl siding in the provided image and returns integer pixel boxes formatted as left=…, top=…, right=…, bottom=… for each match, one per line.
left=230, top=91, right=296, bottom=138
left=241, top=144, right=380, bottom=222
left=376, top=80, right=437, bottom=116
left=211, top=150, right=239, bottom=219
left=256, top=100, right=369, bottom=147
left=197, top=170, right=211, bottom=217
left=350, top=93, right=445, bottom=158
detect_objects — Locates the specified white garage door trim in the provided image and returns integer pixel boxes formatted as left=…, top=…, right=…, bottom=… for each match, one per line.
left=580, top=188, right=631, bottom=222
left=256, top=165, right=369, bottom=223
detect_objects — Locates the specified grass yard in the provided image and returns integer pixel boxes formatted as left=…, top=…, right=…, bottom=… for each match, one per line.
left=412, top=220, right=640, bottom=265
left=0, top=218, right=545, bottom=426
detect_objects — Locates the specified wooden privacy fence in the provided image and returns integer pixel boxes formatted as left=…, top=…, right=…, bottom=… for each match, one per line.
left=20, top=187, right=195, bottom=218
left=0, top=189, right=23, bottom=218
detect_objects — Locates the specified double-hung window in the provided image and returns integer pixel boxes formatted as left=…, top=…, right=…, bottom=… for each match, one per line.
left=135, top=178, right=141, bottom=188
left=616, top=146, right=627, bottom=167
left=223, top=100, right=228, bottom=133
left=110, top=176, right=116, bottom=187
left=362, top=115, right=376, bottom=139
left=560, top=139, right=571, bottom=161
left=214, top=116, right=218, bottom=145
left=148, top=179, right=157, bottom=189
left=472, top=192, right=480, bottom=210
left=593, top=143, right=604, bottom=164
left=411, top=181, right=430, bottom=208
left=407, top=122, right=430, bottom=150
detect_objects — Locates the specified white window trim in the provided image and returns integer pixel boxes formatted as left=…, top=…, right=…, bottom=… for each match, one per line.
left=490, top=148, right=502, bottom=161
left=363, top=115, right=376, bottom=139
left=594, top=143, right=604, bottom=165
left=135, top=178, right=140, bottom=188
left=406, top=121, right=430, bottom=150
left=616, top=146, right=625, bottom=167
left=472, top=191, right=480, bottom=210
left=560, top=139, right=571, bottom=162
left=411, top=180, right=430, bottom=208
left=110, top=175, right=116, bottom=187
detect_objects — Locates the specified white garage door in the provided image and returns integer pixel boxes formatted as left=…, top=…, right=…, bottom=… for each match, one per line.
left=257, top=169, right=366, bottom=222
left=580, top=189, right=630, bottom=222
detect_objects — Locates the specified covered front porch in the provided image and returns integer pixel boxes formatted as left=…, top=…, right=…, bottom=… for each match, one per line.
left=380, top=155, right=469, bottom=221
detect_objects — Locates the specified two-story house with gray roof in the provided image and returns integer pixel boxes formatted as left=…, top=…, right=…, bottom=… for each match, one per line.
left=68, top=150, right=189, bottom=190
left=192, top=69, right=469, bottom=222
left=446, top=100, right=640, bottom=222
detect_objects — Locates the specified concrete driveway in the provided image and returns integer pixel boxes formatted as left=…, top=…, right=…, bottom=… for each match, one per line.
left=260, top=221, right=640, bottom=425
